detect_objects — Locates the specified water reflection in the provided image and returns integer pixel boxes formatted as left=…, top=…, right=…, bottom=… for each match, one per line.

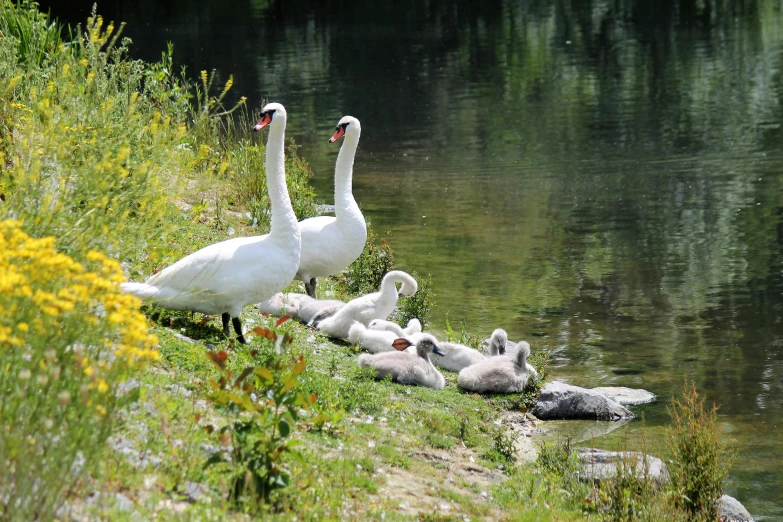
left=41, top=0, right=783, bottom=517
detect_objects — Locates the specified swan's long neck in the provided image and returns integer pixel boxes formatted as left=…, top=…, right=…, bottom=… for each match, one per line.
left=266, top=119, right=299, bottom=240
left=379, top=275, right=401, bottom=302
left=334, top=131, right=362, bottom=221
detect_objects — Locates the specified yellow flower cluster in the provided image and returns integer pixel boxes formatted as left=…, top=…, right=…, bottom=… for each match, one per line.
left=0, top=220, right=159, bottom=364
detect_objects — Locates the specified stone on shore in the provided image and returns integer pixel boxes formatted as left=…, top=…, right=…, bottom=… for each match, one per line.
left=532, top=381, right=634, bottom=421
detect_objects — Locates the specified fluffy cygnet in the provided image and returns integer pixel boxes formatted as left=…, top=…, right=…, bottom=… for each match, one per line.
left=457, top=340, right=533, bottom=394
left=357, top=334, right=446, bottom=390
left=256, top=292, right=345, bottom=325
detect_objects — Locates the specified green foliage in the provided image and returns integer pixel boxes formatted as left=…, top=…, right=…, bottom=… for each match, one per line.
left=665, top=381, right=735, bottom=521
left=536, top=438, right=580, bottom=481
left=489, top=427, right=517, bottom=465
left=202, top=319, right=321, bottom=509
left=594, top=448, right=664, bottom=521
left=336, top=224, right=394, bottom=295
left=0, top=0, right=62, bottom=69
left=395, top=270, right=435, bottom=329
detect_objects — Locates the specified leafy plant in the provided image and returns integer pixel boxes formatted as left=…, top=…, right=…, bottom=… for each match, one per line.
left=337, top=224, right=394, bottom=296
left=202, top=318, right=321, bottom=508
left=665, top=381, right=735, bottom=521
left=395, top=270, right=435, bottom=329
left=594, top=447, right=662, bottom=521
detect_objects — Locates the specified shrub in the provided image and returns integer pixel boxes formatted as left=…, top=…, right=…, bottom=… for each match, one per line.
left=594, top=443, right=664, bottom=521
left=336, top=224, right=394, bottom=296
left=0, top=220, right=159, bottom=520
left=665, top=381, right=735, bottom=521
left=395, top=270, right=435, bottom=329
left=0, top=9, right=185, bottom=266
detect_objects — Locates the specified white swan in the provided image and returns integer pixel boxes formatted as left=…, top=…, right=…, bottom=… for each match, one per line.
left=457, top=340, right=532, bottom=393
left=349, top=318, right=422, bottom=354
left=256, top=292, right=345, bottom=325
left=357, top=334, right=447, bottom=389
left=367, top=318, right=422, bottom=337
left=315, top=270, right=417, bottom=339
left=121, top=103, right=300, bottom=344
left=296, top=116, right=366, bottom=297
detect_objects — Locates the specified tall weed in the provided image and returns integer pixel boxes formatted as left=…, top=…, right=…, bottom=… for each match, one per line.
left=665, top=381, right=735, bottom=521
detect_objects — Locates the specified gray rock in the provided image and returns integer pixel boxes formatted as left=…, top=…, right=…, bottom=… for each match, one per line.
left=116, top=378, right=141, bottom=397
left=591, top=386, right=656, bottom=406
left=532, top=381, right=635, bottom=421
left=719, top=494, right=754, bottom=521
left=168, top=384, right=192, bottom=398
left=182, top=481, right=210, bottom=503
left=576, top=448, right=668, bottom=483
left=173, top=333, right=196, bottom=344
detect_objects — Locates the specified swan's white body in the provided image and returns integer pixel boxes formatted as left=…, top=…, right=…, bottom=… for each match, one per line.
left=350, top=319, right=422, bottom=354
left=256, top=292, right=345, bottom=324
left=296, top=116, right=366, bottom=297
left=457, top=340, right=532, bottom=394
left=315, top=270, right=418, bottom=339
left=121, top=103, right=300, bottom=340
left=357, top=335, right=446, bottom=390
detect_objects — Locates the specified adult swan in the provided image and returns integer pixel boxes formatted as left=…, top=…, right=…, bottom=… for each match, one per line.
left=121, top=103, right=301, bottom=344
left=296, top=116, right=366, bottom=297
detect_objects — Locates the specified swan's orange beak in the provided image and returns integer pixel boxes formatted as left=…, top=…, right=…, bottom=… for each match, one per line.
left=329, top=126, right=346, bottom=143
left=392, top=338, right=412, bottom=351
left=253, top=112, right=273, bottom=131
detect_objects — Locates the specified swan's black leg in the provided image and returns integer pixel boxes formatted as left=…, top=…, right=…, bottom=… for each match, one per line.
left=232, top=317, right=248, bottom=344
left=305, top=277, right=317, bottom=298
left=221, top=313, right=231, bottom=337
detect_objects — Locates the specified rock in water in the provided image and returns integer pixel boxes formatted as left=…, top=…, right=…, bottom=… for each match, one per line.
left=591, top=386, right=656, bottom=406
left=719, top=495, right=754, bottom=522
left=576, top=448, right=668, bottom=483
left=532, top=381, right=635, bottom=421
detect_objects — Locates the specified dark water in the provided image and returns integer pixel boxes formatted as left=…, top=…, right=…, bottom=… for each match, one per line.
left=44, top=0, right=783, bottom=517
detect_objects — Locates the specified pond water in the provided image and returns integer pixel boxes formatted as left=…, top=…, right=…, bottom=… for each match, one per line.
left=43, top=0, right=783, bottom=517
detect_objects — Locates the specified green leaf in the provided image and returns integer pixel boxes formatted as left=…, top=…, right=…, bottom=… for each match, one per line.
left=233, top=366, right=254, bottom=388
left=255, top=367, right=273, bottom=383
left=278, top=419, right=290, bottom=437
left=280, top=375, right=298, bottom=394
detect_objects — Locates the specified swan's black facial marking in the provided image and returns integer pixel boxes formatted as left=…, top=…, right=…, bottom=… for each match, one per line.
left=329, top=122, right=349, bottom=143
left=253, top=109, right=276, bottom=132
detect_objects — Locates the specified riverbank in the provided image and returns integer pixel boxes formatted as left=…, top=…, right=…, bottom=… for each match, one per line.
left=0, top=3, right=747, bottom=520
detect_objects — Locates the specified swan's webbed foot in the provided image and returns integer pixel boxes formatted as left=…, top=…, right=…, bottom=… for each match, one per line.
left=221, top=312, right=231, bottom=337
left=305, top=277, right=317, bottom=298
left=232, top=316, right=248, bottom=345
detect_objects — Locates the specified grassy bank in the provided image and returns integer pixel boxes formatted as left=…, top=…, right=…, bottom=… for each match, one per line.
left=0, top=3, right=735, bottom=520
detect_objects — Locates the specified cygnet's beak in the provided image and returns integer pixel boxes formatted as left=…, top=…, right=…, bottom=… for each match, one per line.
left=253, top=112, right=273, bottom=131
left=432, top=344, right=446, bottom=357
left=498, top=343, right=506, bottom=355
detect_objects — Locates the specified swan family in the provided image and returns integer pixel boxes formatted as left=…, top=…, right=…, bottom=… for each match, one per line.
left=122, top=102, right=536, bottom=393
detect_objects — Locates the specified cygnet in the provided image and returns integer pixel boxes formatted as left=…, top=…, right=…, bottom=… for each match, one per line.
left=357, top=334, right=446, bottom=390
left=457, top=340, right=533, bottom=394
